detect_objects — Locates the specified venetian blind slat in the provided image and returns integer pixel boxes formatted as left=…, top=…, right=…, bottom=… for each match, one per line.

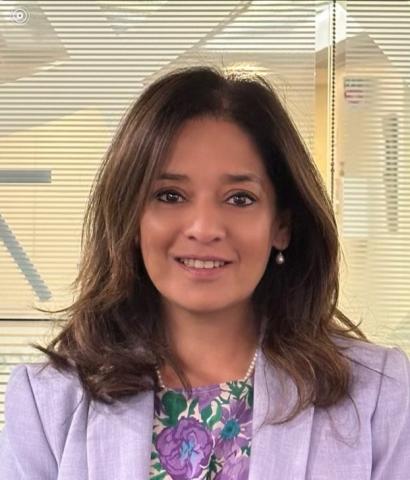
left=338, top=1, right=410, bottom=352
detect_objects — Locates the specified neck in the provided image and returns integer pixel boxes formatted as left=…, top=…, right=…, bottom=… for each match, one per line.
left=158, top=302, right=261, bottom=388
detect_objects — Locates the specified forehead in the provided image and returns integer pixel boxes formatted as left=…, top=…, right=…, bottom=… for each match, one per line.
left=161, top=117, right=268, bottom=179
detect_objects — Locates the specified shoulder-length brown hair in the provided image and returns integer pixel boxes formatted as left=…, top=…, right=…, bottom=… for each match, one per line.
left=33, top=65, right=369, bottom=423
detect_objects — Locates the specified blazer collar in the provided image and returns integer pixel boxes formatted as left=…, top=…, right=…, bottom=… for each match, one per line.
left=86, top=347, right=314, bottom=479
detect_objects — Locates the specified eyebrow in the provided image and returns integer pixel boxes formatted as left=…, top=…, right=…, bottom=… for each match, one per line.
left=156, top=172, right=263, bottom=185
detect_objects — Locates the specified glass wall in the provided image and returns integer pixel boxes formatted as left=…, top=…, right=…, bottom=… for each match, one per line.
left=336, top=1, right=410, bottom=350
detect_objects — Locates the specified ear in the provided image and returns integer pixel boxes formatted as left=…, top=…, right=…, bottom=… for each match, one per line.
left=271, top=209, right=291, bottom=250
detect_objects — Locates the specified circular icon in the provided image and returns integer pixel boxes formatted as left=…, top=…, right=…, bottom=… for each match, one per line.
left=12, top=8, right=29, bottom=24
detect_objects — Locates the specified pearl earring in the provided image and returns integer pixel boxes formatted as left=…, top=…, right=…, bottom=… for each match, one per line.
left=275, top=250, right=285, bottom=265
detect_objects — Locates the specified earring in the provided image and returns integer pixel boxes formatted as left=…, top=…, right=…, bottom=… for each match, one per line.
left=275, top=250, right=285, bottom=265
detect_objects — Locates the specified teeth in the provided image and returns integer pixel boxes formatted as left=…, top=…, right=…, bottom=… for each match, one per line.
left=178, top=258, right=226, bottom=269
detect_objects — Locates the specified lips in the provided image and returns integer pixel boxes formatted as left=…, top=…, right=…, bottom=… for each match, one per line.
left=174, top=257, right=231, bottom=279
left=174, top=256, right=232, bottom=263
left=176, top=257, right=229, bottom=266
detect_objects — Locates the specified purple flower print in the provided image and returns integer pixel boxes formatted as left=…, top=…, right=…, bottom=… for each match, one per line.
left=214, top=398, right=252, bottom=458
left=196, top=385, right=221, bottom=411
left=156, top=417, right=214, bottom=479
left=215, top=455, right=249, bottom=480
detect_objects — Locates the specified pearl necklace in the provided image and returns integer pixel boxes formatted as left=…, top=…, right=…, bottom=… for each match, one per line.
left=155, top=349, right=258, bottom=389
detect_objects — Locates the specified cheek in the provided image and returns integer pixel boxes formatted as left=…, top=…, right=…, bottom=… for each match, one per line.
left=140, top=212, right=169, bottom=244
left=139, top=216, right=160, bottom=263
left=240, top=220, right=273, bottom=252
left=238, top=225, right=274, bottom=276
left=139, top=213, right=177, bottom=269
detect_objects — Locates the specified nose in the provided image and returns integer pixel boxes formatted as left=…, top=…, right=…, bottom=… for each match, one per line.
left=183, top=199, right=227, bottom=243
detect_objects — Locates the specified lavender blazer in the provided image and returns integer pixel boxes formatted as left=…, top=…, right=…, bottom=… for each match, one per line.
left=1, top=336, right=409, bottom=480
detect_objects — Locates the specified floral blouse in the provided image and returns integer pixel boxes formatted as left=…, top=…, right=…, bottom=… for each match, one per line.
left=150, top=373, right=254, bottom=480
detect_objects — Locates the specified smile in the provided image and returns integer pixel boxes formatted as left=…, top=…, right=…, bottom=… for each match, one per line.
left=176, top=258, right=227, bottom=269
left=175, top=258, right=231, bottom=279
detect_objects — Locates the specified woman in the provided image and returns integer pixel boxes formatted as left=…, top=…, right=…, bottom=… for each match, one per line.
left=0, top=65, right=409, bottom=480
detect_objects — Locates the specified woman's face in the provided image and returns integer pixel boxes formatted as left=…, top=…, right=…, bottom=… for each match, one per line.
left=139, top=116, right=290, bottom=316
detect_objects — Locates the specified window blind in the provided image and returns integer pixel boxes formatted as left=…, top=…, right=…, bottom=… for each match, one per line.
left=337, top=1, right=410, bottom=351
left=0, top=0, right=318, bottom=428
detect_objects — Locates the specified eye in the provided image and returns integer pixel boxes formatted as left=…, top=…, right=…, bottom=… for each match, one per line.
left=154, top=189, right=184, bottom=203
left=154, top=189, right=256, bottom=207
left=227, top=192, right=256, bottom=207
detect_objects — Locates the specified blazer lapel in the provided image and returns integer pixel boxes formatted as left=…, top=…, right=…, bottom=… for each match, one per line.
left=248, top=348, right=315, bottom=479
left=86, top=389, right=154, bottom=480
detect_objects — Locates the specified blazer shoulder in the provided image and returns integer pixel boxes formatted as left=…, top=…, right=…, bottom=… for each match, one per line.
left=331, top=335, right=410, bottom=400
left=332, top=334, right=408, bottom=372
left=7, top=361, right=86, bottom=408
left=330, top=338, right=410, bottom=478
left=1, top=362, right=89, bottom=477
left=4, top=362, right=89, bottom=458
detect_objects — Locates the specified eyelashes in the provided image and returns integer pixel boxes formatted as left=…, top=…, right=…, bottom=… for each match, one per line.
left=153, top=189, right=257, bottom=207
